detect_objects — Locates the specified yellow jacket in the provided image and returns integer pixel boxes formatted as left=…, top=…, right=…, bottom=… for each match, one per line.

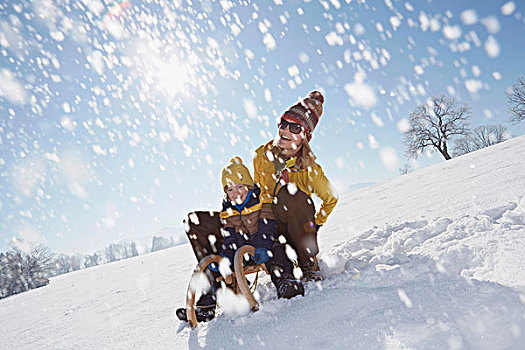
left=253, top=140, right=338, bottom=226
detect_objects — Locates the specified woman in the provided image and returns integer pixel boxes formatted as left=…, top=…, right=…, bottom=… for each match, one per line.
left=253, top=90, right=338, bottom=284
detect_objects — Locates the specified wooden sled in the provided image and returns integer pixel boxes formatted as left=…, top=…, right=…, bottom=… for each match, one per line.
left=185, top=245, right=268, bottom=327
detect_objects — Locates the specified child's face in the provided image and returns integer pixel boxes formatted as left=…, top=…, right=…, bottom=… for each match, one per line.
left=226, top=184, right=250, bottom=204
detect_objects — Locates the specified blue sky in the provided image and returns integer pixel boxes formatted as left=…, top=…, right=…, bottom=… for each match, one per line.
left=1, top=0, right=524, bottom=254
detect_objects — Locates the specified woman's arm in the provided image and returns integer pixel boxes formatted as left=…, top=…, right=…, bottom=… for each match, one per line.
left=310, top=164, right=338, bottom=226
left=253, top=145, right=276, bottom=219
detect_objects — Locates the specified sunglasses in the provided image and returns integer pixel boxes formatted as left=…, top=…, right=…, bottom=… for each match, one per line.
left=278, top=119, right=303, bottom=134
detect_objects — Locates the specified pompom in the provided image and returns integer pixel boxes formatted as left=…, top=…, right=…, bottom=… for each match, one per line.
left=230, top=156, right=243, bottom=165
left=307, top=90, right=324, bottom=105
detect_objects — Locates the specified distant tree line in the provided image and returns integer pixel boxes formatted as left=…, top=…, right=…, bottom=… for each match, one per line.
left=1, top=235, right=184, bottom=299
left=400, top=76, right=523, bottom=173
left=452, top=124, right=509, bottom=157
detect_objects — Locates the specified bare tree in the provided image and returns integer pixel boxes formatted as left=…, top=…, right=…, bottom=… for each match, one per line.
left=53, top=254, right=73, bottom=275
left=1, top=251, right=25, bottom=298
left=69, top=254, right=83, bottom=271
left=84, top=253, right=100, bottom=268
left=452, top=135, right=478, bottom=157
left=0, top=244, right=55, bottom=298
left=399, top=163, right=413, bottom=175
left=25, top=245, right=55, bottom=278
left=507, top=77, right=525, bottom=123
left=105, top=244, right=117, bottom=263
left=403, top=95, right=471, bottom=160
left=130, top=242, right=139, bottom=257
left=471, top=125, right=509, bottom=148
left=453, top=125, right=510, bottom=157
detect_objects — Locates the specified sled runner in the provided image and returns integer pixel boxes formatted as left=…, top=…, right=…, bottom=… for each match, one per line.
left=185, top=245, right=268, bottom=327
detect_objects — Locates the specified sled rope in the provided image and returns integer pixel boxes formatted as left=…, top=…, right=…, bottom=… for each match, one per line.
left=249, top=265, right=260, bottom=294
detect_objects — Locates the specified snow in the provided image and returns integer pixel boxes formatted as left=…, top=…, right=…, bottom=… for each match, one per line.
left=501, top=2, right=516, bottom=16
left=2, top=135, right=525, bottom=348
left=442, top=25, right=462, bottom=40
left=492, top=71, right=502, bottom=81
left=344, top=81, right=377, bottom=108
left=262, top=33, right=276, bottom=50
left=484, top=36, right=501, bottom=58
left=389, top=16, right=402, bottom=31
left=368, top=133, right=380, bottom=149
left=0, top=69, right=28, bottom=105
left=465, top=79, right=483, bottom=93
left=353, top=23, right=365, bottom=35
left=460, top=9, right=478, bottom=26
left=396, top=118, right=411, bottom=133
left=325, top=31, right=344, bottom=46
left=243, top=99, right=258, bottom=119
left=378, top=146, right=399, bottom=171
left=481, top=16, right=501, bottom=34
left=370, top=111, right=384, bottom=127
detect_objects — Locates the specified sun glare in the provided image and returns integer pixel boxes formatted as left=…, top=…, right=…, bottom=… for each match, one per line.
left=156, top=59, right=190, bottom=95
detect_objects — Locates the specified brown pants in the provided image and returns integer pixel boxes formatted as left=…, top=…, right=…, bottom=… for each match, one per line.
left=273, top=185, right=318, bottom=265
left=184, top=211, right=223, bottom=263
left=183, top=211, right=224, bottom=299
left=184, top=185, right=318, bottom=279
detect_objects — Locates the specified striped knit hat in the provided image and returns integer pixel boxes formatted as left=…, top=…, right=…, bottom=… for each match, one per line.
left=281, top=90, right=324, bottom=141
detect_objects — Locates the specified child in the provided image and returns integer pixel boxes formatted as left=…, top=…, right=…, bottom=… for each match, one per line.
left=176, top=157, right=303, bottom=323
left=219, top=156, right=276, bottom=265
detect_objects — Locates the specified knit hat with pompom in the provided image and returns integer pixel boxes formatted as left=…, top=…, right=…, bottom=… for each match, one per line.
left=280, top=90, right=324, bottom=141
left=221, top=156, right=254, bottom=192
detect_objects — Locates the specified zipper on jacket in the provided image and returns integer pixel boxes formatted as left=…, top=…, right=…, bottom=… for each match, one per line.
left=234, top=189, right=254, bottom=220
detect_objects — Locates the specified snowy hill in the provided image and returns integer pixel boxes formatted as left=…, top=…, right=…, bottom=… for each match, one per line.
left=1, top=136, right=525, bottom=349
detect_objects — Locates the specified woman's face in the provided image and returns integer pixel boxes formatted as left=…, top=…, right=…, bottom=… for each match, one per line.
left=277, top=118, right=305, bottom=152
left=226, top=184, right=250, bottom=204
